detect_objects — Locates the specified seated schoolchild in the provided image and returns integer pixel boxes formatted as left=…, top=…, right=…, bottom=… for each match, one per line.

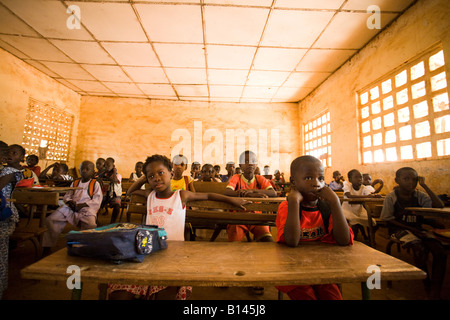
left=276, top=155, right=353, bottom=300
left=25, top=154, right=41, bottom=176
left=329, top=171, right=344, bottom=191
left=130, top=161, right=145, bottom=190
left=171, top=154, right=195, bottom=191
left=42, top=161, right=102, bottom=253
left=380, top=167, right=445, bottom=300
left=108, top=154, right=251, bottom=300
left=362, top=173, right=384, bottom=194
left=224, top=150, right=276, bottom=243
left=341, top=169, right=380, bottom=237
left=190, top=161, right=201, bottom=180
left=199, top=164, right=222, bottom=182
left=220, top=161, right=235, bottom=182
left=98, top=157, right=122, bottom=223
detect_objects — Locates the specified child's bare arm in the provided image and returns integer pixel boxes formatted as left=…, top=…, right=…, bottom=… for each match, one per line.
left=318, top=186, right=350, bottom=246
left=372, top=179, right=384, bottom=194
left=418, top=176, right=444, bottom=208
left=284, top=187, right=302, bottom=247
left=181, top=190, right=252, bottom=209
left=126, top=175, right=148, bottom=196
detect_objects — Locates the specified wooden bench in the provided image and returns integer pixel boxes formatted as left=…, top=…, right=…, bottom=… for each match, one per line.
left=11, top=189, right=60, bottom=260
left=186, top=198, right=280, bottom=241
left=192, top=181, right=228, bottom=194
left=125, top=193, right=281, bottom=241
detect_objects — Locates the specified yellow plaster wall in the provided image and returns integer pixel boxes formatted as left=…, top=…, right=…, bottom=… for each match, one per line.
left=76, top=96, right=300, bottom=178
left=298, top=0, right=450, bottom=195
left=0, top=48, right=81, bottom=167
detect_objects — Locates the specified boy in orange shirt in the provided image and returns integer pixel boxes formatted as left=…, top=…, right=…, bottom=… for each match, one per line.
left=224, top=150, right=276, bottom=242
left=276, top=155, right=353, bottom=300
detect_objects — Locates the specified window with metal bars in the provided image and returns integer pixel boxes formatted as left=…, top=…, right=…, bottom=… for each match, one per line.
left=358, top=44, right=449, bottom=164
left=303, top=110, right=331, bottom=167
left=22, top=98, right=74, bottom=162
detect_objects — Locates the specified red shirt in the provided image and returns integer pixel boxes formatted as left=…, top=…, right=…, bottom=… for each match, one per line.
left=226, top=174, right=273, bottom=191
left=276, top=201, right=354, bottom=244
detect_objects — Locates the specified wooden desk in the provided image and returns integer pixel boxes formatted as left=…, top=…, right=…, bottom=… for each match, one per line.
left=25, top=186, right=82, bottom=193
left=21, top=241, right=426, bottom=300
left=405, top=207, right=450, bottom=220
left=187, top=197, right=283, bottom=241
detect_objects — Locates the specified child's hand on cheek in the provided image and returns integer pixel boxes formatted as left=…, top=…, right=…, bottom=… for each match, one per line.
left=288, top=185, right=303, bottom=204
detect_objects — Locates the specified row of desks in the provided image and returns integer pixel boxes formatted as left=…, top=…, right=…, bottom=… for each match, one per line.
left=11, top=187, right=449, bottom=300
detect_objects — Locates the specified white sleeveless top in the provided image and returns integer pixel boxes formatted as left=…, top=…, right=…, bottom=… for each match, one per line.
left=146, top=190, right=186, bottom=241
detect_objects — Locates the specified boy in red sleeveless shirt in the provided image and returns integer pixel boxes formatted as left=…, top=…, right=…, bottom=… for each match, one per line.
left=225, top=150, right=276, bottom=242
left=276, top=155, right=353, bottom=300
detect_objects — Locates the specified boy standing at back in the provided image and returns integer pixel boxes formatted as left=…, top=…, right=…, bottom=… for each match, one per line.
left=224, top=150, right=276, bottom=242
left=42, top=161, right=102, bottom=252
left=380, top=167, right=445, bottom=299
left=276, top=155, right=353, bottom=300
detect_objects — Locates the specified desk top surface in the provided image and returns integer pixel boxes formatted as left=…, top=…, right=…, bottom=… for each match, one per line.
left=405, top=207, right=450, bottom=213
left=21, top=241, right=425, bottom=287
left=17, top=186, right=82, bottom=192
left=341, top=197, right=385, bottom=202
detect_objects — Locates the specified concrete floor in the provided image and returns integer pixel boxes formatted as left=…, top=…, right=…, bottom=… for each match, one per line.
left=3, top=210, right=450, bottom=301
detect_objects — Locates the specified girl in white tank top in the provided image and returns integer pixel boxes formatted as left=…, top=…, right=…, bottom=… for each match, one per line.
left=146, top=189, right=186, bottom=241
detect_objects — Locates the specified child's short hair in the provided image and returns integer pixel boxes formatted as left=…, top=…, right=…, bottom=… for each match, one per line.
left=59, top=163, right=69, bottom=174
left=333, top=170, right=340, bottom=176
left=290, top=155, right=322, bottom=176
left=172, top=154, right=188, bottom=165
left=27, top=154, right=39, bottom=162
left=239, top=150, right=257, bottom=164
left=9, top=144, right=26, bottom=157
left=143, top=154, right=172, bottom=176
left=395, top=167, right=417, bottom=179
left=347, top=169, right=360, bottom=180
left=202, top=163, right=213, bottom=170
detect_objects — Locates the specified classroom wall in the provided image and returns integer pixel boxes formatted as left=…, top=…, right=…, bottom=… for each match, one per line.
left=0, top=47, right=81, bottom=167
left=299, top=0, right=450, bottom=195
left=75, top=96, right=300, bottom=178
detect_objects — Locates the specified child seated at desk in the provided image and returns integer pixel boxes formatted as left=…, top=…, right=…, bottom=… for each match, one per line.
left=98, top=157, right=122, bottom=224
left=363, top=173, right=384, bottom=194
left=42, top=161, right=102, bottom=252
left=198, top=163, right=222, bottom=182
left=329, top=170, right=344, bottom=191
left=276, top=155, right=353, bottom=300
left=224, top=150, right=276, bottom=243
left=171, top=154, right=195, bottom=192
left=220, top=161, right=235, bottom=182
left=25, top=154, right=41, bottom=176
left=0, top=144, right=25, bottom=299
left=108, top=154, right=250, bottom=300
left=39, top=162, right=73, bottom=186
left=380, top=167, right=445, bottom=300
left=129, top=161, right=145, bottom=190
left=341, top=169, right=381, bottom=237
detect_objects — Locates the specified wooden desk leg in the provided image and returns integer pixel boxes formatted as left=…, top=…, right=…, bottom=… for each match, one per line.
left=71, top=282, right=83, bottom=300
left=40, top=205, right=48, bottom=228
left=210, top=225, right=225, bottom=242
left=365, top=204, right=376, bottom=248
left=361, top=282, right=371, bottom=300
left=27, top=205, right=37, bottom=227
left=98, top=283, right=108, bottom=300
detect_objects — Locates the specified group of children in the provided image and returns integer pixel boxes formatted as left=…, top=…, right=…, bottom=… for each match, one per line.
left=0, top=141, right=448, bottom=300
